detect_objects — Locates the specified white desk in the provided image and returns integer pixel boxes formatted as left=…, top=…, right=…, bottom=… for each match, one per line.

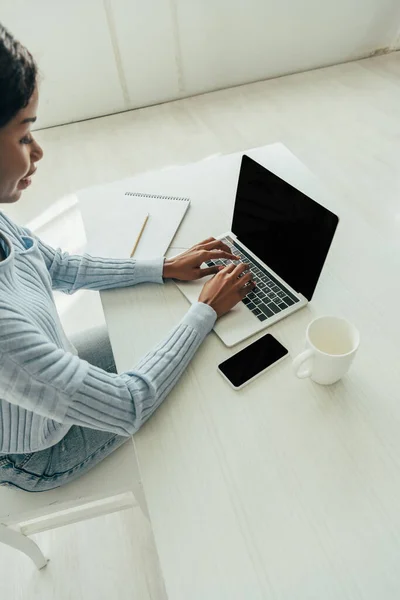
left=89, top=144, right=400, bottom=599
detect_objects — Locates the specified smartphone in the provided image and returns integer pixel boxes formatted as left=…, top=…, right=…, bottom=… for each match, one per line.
left=217, top=333, right=288, bottom=390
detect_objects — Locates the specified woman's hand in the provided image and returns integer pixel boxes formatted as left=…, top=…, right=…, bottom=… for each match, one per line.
left=198, top=263, right=256, bottom=318
left=163, top=237, right=239, bottom=281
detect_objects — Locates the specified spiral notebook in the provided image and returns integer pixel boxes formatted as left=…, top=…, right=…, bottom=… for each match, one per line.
left=81, top=190, right=190, bottom=260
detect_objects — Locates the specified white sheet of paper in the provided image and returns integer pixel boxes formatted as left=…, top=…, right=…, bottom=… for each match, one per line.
left=79, top=189, right=190, bottom=259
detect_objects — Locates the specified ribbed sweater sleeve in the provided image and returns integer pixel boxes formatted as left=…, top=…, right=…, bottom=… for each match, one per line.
left=0, top=303, right=216, bottom=436
left=0, top=212, right=164, bottom=292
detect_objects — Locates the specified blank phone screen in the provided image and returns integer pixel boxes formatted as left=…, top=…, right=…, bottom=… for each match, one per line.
left=218, top=334, right=288, bottom=388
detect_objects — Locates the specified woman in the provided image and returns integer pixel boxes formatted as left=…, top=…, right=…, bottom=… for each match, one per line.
left=0, top=24, right=254, bottom=492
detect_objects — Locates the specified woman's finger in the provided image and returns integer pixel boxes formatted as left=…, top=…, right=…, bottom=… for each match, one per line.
left=203, top=239, right=233, bottom=255
left=230, top=263, right=251, bottom=278
left=236, top=271, right=253, bottom=287
left=196, top=237, right=216, bottom=248
left=198, top=266, right=220, bottom=278
left=239, top=280, right=256, bottom=297
left=221, top=263, right=236, bottom=274
left=203, top=250, right=238, bottom=262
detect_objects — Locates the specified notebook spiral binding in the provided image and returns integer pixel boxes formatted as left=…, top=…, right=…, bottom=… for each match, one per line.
left=124, top=191, right=189, bottom=202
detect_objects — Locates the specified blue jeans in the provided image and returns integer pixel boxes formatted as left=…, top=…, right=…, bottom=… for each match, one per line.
left=0, top=327, right=128, bottom=492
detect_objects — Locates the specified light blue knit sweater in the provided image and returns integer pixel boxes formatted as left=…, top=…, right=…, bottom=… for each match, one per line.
left=0, top=212, right=216, bottom=454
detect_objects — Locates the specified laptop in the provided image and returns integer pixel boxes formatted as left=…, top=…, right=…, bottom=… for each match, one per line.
left=176, top=155, right=339, bottom=347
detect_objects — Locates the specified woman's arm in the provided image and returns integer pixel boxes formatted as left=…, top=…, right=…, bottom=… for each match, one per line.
left=37, top=241, right=164, bottom=294
left=3, top=214, right=241, bottom=292
left=0, top=303, right=216, bottom=435
left=0, top=250, right=253, bottom=437
left=2, top=212, right=164, bottom=293
left=33, top=232, right=240, bottom=293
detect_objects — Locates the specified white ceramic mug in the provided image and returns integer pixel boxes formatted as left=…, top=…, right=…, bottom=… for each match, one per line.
left=292, top=316, right=360, bottom=385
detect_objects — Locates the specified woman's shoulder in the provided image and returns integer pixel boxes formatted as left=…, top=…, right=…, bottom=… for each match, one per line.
left=0, top=211, right=25, bottom=238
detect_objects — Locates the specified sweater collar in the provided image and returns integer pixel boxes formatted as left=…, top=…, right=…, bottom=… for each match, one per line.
left=0, top=232, right=13, bottom=267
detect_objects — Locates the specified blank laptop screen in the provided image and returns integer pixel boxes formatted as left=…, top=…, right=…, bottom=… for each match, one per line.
left=231, top=155, right=339, bottom=300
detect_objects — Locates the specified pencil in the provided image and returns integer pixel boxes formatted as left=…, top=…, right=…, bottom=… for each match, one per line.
left=130, top=214, right=149, bottom=257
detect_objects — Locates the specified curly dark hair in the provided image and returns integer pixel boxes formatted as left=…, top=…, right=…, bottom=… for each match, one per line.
left=0, top=23, right=37, bottom=128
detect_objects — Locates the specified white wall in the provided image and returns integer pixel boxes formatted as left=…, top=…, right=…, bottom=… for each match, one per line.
left=2, top=0, right=400, bottom=128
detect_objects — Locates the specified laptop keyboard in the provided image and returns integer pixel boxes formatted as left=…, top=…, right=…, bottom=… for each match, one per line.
left=205, top=236, right=300, bottom=322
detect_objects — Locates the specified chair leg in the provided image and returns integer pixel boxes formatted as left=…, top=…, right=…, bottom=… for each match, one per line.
left=0, top=523, right=48, bottom=570
left=131, top=478, right=150, bottom=520
left=130, top=440, right=150, bottom=520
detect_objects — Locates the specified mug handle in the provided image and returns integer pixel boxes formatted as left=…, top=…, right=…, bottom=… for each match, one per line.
left=292, top=349, right=314, bottom=379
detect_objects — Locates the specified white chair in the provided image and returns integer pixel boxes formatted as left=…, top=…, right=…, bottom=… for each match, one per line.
left=0, top=439, right=148, bottom=569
